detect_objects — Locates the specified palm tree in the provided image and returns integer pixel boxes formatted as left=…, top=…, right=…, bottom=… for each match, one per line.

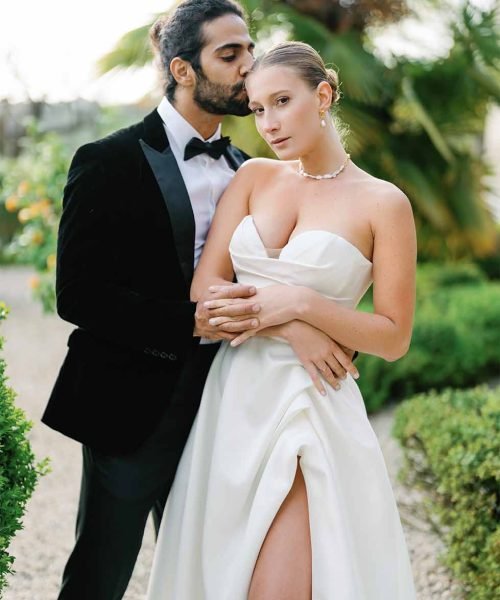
left=98, top=0, right=500, bottom=259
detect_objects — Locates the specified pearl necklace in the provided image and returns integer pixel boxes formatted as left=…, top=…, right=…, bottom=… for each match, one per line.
left=298, top=153, right=351, bottom=180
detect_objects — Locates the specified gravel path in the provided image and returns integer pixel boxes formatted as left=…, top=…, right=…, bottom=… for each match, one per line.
left=0, top=266, right=463, bottom=599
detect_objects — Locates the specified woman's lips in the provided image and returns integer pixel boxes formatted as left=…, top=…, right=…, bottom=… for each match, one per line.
left=270, top=136, right=290, bottom=147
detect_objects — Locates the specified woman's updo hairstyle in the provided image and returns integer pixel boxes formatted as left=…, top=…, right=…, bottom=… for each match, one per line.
left=250, top=41, right=340, bottom=106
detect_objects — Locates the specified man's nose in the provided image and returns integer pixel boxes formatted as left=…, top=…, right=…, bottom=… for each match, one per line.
left=240, top=51, right=255, bottom=77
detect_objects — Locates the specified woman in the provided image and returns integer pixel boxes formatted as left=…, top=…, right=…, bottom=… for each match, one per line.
left=147, top=42, right=417, bottom=599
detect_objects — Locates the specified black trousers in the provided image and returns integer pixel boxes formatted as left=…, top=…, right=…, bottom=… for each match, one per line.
left=58, top=342, right=220, bottom=600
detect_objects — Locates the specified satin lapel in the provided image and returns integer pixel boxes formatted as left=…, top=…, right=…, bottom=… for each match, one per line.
left=224, top=145, right=248, bottom=171
left=140, top=111, right=195, bottom=289
left=140, top=140, right=195, bottom=288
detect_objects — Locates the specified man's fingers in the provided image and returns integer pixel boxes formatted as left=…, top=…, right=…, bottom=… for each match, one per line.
left=206, top=302, right=261, bottom=317
left=219, top=318, right=260, bottom=333
left=209, top=316, right=259, bottom=327
left=208, top=284, right=256, bottom=299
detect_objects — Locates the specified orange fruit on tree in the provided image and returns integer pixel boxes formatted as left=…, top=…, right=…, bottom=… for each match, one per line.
left=5, top=196, right=19, bottom=212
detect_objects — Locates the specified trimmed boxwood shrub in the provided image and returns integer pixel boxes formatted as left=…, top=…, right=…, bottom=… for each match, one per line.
left=416, top=261, right=487, bottom=297
left=357, top=281, right=500, bottom=412
left=0, top=303, right=48, bottom=592
left=393, top=386, right=500, bottom=599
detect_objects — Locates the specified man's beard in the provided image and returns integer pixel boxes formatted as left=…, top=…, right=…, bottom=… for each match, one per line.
left=193, top=69, right=251, bottom=116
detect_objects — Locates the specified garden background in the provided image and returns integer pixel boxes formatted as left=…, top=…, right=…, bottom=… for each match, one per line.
left=0, top=0, right=499, bottom=598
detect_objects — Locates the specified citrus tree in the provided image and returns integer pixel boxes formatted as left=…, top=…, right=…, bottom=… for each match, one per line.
left=0, top=123, right=69, bottom=312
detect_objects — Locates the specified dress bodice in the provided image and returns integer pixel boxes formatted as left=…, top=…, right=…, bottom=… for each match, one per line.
left=229, top=215, right=373, bottom=309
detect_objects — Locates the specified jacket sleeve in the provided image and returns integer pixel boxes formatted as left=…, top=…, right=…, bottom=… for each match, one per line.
left=55, top=143, right=198, bottom=359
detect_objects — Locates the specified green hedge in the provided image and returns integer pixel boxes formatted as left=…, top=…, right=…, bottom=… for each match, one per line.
left=415, top=261, right=487, bottom=297
left=357, top=266, right=500, bottom=411
left=0, top=303, right=48, bottom=591
left=393, top=386, right=500, bottom=599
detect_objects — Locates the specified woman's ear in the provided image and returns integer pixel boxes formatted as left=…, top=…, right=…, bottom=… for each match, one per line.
left=316, top=80, right=333, bottom=113
left=170, top=57, right=196, bottom=88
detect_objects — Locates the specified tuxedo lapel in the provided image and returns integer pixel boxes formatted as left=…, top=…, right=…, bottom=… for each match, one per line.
left=224, top=145, right=249, bottom=171
left=140, top=110, right=195, bottom=288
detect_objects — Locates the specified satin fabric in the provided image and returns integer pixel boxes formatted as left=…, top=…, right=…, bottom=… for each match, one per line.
left=147, top=215, right=416, bottom=599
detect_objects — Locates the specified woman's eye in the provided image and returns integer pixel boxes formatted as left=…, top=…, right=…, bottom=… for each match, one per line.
left=252, top=107, right=264, bottom=115
left=277, top=96, right=289, bottom=106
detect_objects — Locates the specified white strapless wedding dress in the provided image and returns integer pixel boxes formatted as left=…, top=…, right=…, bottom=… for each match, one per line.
left=147, top=215, right=416, bottom=599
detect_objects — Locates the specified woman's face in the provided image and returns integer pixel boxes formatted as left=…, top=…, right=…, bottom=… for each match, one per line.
left=245, top=65, right=324, bottom=160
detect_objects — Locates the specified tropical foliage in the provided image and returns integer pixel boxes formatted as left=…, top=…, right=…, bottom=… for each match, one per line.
left=98, top=0, right=500, bottom=260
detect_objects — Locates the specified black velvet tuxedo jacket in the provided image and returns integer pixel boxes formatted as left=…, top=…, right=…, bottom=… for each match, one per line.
left=42, top=109, right=249, bottom=455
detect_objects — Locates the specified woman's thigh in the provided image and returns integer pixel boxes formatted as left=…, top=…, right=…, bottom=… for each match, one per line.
left=248, top=457, right=312, bottom=600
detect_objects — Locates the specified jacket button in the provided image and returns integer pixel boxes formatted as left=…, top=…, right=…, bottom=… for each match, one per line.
left=168, top=353, right=177, bottom=361
left=152, top=349, right=160, bottom=357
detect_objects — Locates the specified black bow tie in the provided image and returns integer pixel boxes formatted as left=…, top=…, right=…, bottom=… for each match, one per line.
left=184, top=136, right=231, bottom=161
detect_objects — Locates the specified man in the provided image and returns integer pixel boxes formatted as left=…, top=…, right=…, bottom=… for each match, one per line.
left=43, top=1, right=355, bottom=598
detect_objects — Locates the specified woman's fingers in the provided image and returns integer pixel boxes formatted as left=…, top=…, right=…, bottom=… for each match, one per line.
left=331, top=345, right=360, bottom=379
left=323, top=355, right=347, bottom=380
left=230, top=329, right=255, bottom=347
left=303, top=362, right=327, bottom=396
left=316, top=361, right=341, bottom=391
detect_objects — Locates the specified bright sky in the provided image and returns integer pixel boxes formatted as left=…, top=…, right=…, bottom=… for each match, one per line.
left=0, top=0, right=496, bottom=105
left=0, top=0, right=172, bottom=104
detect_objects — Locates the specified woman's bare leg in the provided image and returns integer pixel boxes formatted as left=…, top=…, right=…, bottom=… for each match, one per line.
left=248, top=457, right=312, bottom=600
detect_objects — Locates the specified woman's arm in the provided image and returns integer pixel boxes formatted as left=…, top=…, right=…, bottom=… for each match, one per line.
left=191, top=158, right=263, bottom=301
left=191, top=159, right=269, bottom=340
left=215, top=188, right=416, bottom=362
left=299, top=189, right=416, bottom=361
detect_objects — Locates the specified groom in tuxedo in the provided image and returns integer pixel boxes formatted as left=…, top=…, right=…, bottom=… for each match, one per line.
left=43, top=0, right=357, bottom=597
left=43, top=1, right=259, bottom=598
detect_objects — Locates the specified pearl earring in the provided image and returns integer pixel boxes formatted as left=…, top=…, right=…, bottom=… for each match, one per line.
left=320, top=110, right=326, bottom=128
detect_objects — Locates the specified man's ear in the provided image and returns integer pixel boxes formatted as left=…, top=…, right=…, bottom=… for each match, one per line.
left=170, top=57, right=196, bottom=88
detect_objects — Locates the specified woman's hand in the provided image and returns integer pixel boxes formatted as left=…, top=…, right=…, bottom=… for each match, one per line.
left=257, top=321, right=359, bottom=395
left=203, top=285, right=304, bottom=341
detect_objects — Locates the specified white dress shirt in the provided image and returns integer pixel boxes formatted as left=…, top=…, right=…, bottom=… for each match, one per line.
left=157, top=97, right=236, bottom=343
left=157, top=97, right=235, bottom=267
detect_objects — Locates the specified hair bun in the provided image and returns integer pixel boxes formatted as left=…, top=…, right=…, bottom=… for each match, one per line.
left=149, top=15, right=167, bottom=52
left=326, top=68, right=340, bottom=103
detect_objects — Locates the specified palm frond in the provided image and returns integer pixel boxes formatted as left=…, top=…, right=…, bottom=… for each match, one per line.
left=97, top=24, right=154, bottom=74
left=400, top=77, right=455, bottom=164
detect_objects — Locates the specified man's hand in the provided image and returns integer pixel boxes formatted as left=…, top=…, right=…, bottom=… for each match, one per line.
left=194, top=283, right=261, bottom=340
left=203, top=284, right=302, bottom=341
left=259, top=321, right=359, bottom=395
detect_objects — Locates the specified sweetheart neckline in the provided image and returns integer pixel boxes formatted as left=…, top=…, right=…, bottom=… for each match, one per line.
left=243, top=215, right=372, bottom=265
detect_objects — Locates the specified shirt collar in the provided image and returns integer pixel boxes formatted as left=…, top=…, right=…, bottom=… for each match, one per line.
left=157, top=97, right=223, bottom=152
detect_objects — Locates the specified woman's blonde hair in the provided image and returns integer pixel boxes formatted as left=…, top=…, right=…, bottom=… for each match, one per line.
left=250, top=41, right=340, bottom=105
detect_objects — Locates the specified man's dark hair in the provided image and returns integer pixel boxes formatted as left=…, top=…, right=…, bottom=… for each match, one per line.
left=150, top=0, right=247, bottom=101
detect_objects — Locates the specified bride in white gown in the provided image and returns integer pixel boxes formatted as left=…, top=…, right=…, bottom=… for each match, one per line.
left=147, top=42, right=417, bottom=599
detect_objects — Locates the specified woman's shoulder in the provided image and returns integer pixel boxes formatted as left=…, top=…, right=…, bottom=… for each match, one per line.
left=352, top=168, right=411, bottom=212
left=237, top=157, right=295, bottom=177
